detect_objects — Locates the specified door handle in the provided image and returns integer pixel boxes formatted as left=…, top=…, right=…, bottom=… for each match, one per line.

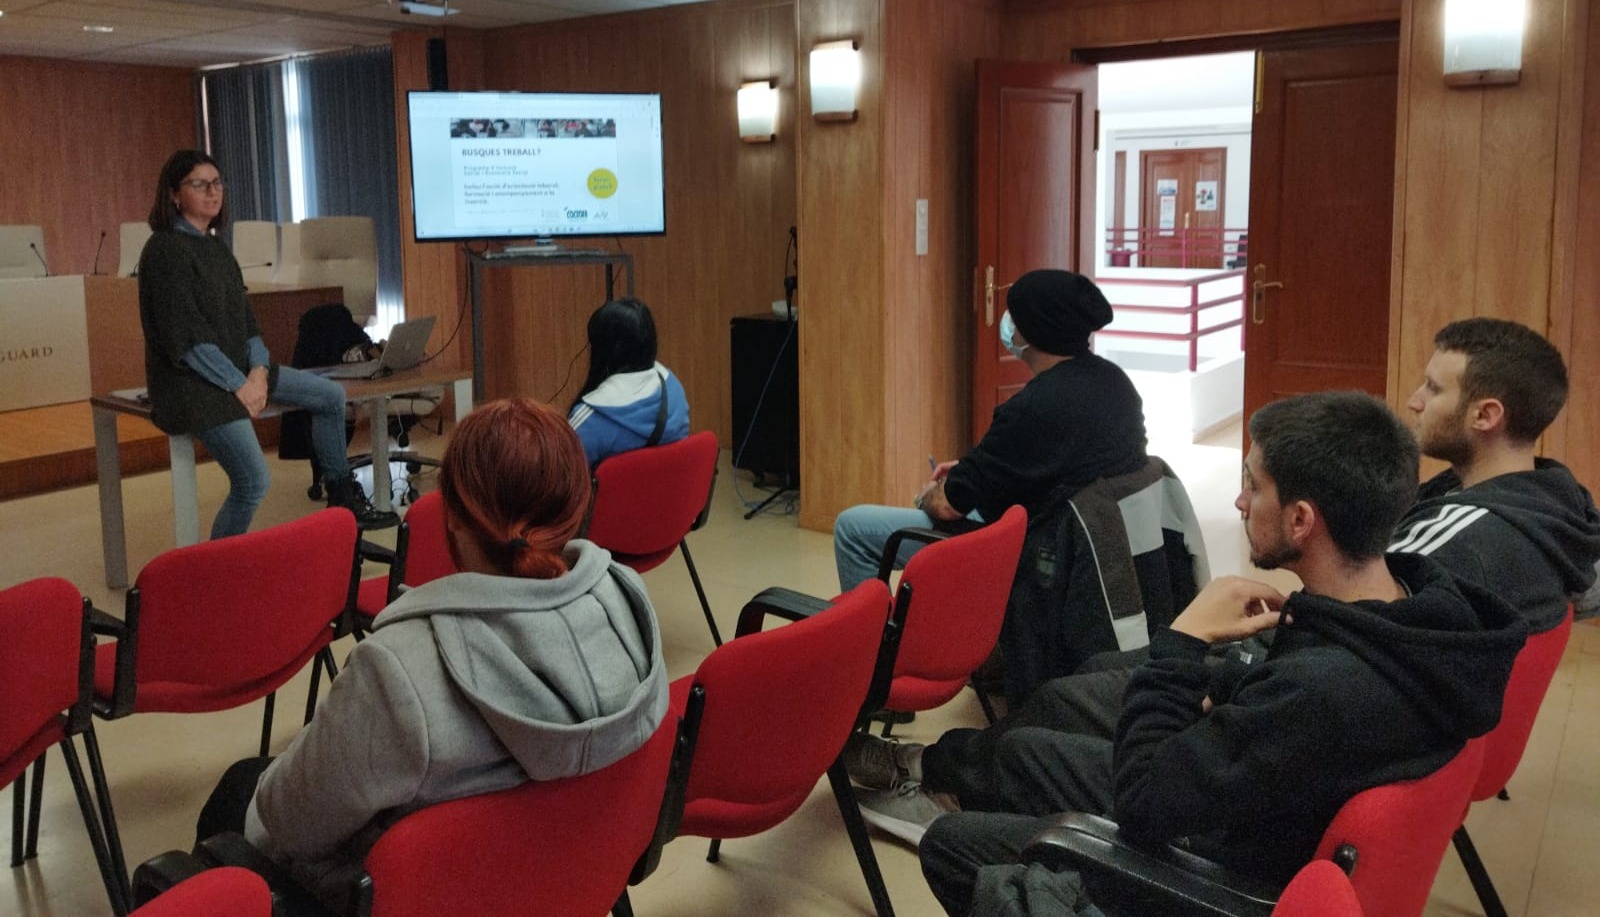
left=983, top=265, right=995, bottom=327
left=1251, top=264, right=1283, bottom=325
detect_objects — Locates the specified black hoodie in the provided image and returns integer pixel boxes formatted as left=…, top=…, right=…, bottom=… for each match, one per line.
left=1389, top=459, right=1600, bottom=631
left=1111, top=552, right=1527, bottom=886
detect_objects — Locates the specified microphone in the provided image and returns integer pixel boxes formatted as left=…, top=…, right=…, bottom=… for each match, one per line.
left=91, top=230, right=107, bottom=276
left=29, top=242, right=50, bottom=277
left=238, top=260, right=274, bottom=271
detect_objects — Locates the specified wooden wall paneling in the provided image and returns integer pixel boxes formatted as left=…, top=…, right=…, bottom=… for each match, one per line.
left=473, top=1, right=797, bottom=451
left=795, top=0, right=887, bottom=530
left=1546, top=0, right=1596, bottom=490
left=880, top=0, right=1003, bottom=509
left=0, top=57, right=193, bottom=277
left=1001, top=0, right=1401, bottom=59
left=391, top=29, right=471, bottom=385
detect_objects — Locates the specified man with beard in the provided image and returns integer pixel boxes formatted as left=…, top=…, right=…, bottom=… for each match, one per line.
left=910, top=392, right=1527, bottom=916
left=847, top=319, right=1600, bottom=848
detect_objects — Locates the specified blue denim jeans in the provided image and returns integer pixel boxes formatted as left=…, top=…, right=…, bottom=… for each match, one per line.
left=195, top=366, right=350, bottom=539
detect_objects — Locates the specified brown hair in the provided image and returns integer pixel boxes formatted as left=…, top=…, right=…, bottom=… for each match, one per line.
left=439, top=398, right=591, bottom=578
left=148, top=149, right=230, bottom=233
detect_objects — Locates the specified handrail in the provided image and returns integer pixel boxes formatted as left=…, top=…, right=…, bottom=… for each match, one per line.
left=1105, top=227, right=1248, bottom=270
left=1094, top=268, right=1245, bottom=373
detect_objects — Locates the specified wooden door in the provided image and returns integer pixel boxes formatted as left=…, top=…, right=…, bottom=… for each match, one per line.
left=971, top=59, right=1097, bottom=444
left=1245, top=41, right=1398, bottom=425
left=1139, top=147, right=1226, bottom=268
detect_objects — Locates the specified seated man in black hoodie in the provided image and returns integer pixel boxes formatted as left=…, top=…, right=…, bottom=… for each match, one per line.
left=848, top=318, right=1600, bottom=844
left=916, top=390, right=1528, bottom=916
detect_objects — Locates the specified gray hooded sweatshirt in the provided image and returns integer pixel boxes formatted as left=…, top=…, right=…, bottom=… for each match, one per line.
left=243, top=540, right=668, bottom=906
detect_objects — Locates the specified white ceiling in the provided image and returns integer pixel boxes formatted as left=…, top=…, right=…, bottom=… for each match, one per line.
left=1099, top=52, right=1256, bottom=115
left=0, top=0, right=710, bottom=68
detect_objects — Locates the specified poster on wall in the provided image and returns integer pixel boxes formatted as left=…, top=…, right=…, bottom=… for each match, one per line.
left=1157, top=179, right=1178, bottom=236
left=1195, top=180, right=1219, bottom=211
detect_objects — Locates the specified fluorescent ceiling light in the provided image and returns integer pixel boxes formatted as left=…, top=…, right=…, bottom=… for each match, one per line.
left=395, top=1, right=459, bottom=16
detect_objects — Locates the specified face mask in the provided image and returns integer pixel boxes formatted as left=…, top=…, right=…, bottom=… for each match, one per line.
left=999, top=310, right=1028, bottom=359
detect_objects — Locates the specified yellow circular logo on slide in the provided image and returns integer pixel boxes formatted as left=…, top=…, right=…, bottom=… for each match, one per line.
left=587, top=169, right=618, bottom=199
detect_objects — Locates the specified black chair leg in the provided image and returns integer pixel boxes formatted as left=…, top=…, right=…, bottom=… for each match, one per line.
left=81, top=724, right=129, bottom=911
left=679, top=542, right=724, bottom=646
left=706, top=838, right=721, bottom=863
left=1497, top=788, right=1510, bottom=801
left=25, top=755, right=46, bottom=858
left=612, top=889, right=636, bottom=917
left=973, top=683, right=999, bottom=725
left=9, top=771, right=22, bottom=868
left=1453, top=825, right=1509, bottom=917
left=304, top=647, right=338, bottom=725
left=60, top=735, right=130, bottom=916
left=827, top=759, right=897, bottom=917
left=260, top=692, right=276, bottom=758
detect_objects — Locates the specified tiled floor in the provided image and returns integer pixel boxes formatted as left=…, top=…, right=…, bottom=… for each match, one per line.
left=2, top=419, right=1595, bottom=915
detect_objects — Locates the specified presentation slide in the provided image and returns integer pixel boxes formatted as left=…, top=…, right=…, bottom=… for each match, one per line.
left=408, top=92, right=666, bottom=242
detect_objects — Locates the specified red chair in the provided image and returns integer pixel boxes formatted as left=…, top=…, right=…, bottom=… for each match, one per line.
left=352, top=491, right=455, bottom=634
left=130, top=867, right=271, bottom=917
left=872, top=506, right=1026, bottom=730
left=583, top=430, right=723, bottom=645
left=1451, top=607, right=1573, bottom=917
left=1271, top=861, right=1362, bottom=917
left=92, top=509, right=359, bottom=861
left=1020, top=739, right=1486, bottom=916
left=350, top=713, right=677, bottom=916
left=629, top=579, right=898, bottom=916
left=2, top=577, right=129, bottom=915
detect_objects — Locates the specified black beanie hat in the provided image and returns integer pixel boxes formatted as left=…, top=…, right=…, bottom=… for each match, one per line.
left=1005, top=269, right=1113, bottom=356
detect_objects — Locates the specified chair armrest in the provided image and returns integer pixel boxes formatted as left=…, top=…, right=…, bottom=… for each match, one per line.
left=690, top=465, right=720, bottom=533
left=89, top=601, right=138, bottom=720
left=1021, top=813, right=1281, bottom=917
left=132, top=850, right=209, bottom=907
left=875, top=527, right=950, bottom=581
left=357, top=538, right=396, bottom=566
left=735, top=587, right=832, bottom=638
left=195, top=832, right=333, bottom=916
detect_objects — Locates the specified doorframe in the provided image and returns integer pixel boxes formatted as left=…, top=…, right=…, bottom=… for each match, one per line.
left=1070, top=22, right=1401, bottom=66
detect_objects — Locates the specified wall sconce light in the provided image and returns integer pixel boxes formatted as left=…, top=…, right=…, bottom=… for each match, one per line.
left=1442, top=0, right=1526, bottom=87
left=809, top=40, right=861, bottom=122
left=737, top=80, right=779, bottom=142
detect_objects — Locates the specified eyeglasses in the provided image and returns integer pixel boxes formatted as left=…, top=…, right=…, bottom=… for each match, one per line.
left=181, top=178, right=226, bottom=193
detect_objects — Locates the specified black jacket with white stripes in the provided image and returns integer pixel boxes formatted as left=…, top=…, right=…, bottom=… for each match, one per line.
left=1389, top=459, right=1600, bottom=632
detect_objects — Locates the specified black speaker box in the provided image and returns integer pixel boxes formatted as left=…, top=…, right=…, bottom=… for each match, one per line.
left=730, top=314, right=799, bottom=479
left=426, top=38, right=449, bottom=91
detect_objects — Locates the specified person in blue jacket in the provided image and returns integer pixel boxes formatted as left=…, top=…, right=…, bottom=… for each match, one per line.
left=568, top=298, right=689, bottom=466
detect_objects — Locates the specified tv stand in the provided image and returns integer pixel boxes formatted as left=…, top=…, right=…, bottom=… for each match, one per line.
left=465, top=249, right=635, bottom=403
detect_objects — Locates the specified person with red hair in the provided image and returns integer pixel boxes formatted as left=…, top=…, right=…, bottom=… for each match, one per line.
left=197, top=398, right=669, bottom=911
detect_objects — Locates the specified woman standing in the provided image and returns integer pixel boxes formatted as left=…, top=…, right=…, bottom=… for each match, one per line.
left=138, top=149, right=394, bottom=537
left=567, top=297, right=690, bottom=466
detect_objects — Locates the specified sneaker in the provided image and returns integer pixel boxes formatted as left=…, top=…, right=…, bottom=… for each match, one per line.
left=842, top=733, right=920, bottom=790
left=856, top=782, right=958, bottom=846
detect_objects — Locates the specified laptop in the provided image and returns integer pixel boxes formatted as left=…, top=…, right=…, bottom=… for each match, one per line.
left=319, top=316, right=437, bottom=380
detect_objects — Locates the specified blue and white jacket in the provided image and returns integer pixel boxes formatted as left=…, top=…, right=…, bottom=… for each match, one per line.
left=568, top=363, right=690, bottom=467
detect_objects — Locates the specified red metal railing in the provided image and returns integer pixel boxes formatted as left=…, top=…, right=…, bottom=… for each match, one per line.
left=1093, top=268, right=1246, bottom=372
left=1105, top=227, right=1249, bottom=270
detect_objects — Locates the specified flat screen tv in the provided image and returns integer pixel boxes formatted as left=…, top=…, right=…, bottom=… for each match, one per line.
left=406, top=90, right=666, bottom=246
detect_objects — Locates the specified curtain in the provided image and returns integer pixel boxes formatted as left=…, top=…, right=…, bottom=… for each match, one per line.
left=199, top=46, right=402, bottom=323
left=286, top=48, right=403, bottom=321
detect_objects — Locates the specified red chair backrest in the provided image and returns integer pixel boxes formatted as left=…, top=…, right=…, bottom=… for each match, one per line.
left=585, top=431, right=718, bottom=566
left=398, top=491, right=456, bottom=588
left=0, top=577, right=84, bottom=786
left=886, top=506, right=1027, bottom=711
left=130, top=867, right=272, bottom=917
left=1474, top=606, right=1571, bottom=801
left=1272, top=860, right=1363, bottom=916
left=121, top=509, right=356, bottom=701
left=360, top=713, right=677, bottom=917
left=1312, top=738, right=1484, bottom=917
left=678, top=579, right=891, bottom=837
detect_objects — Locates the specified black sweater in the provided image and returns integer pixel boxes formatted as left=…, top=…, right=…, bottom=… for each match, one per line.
left=138, top=229, right=277, bottom=435
left=1111, top=553, right=1526, bottom=885
left=1391, top=460, right=1600, bottom=632
left=943, top=354, right=1146, bottom=522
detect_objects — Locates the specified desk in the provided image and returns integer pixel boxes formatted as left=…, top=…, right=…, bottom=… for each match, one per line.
left=466, top=250, right=634, bottom=403
left=92, top=366, right=472, bottom=589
